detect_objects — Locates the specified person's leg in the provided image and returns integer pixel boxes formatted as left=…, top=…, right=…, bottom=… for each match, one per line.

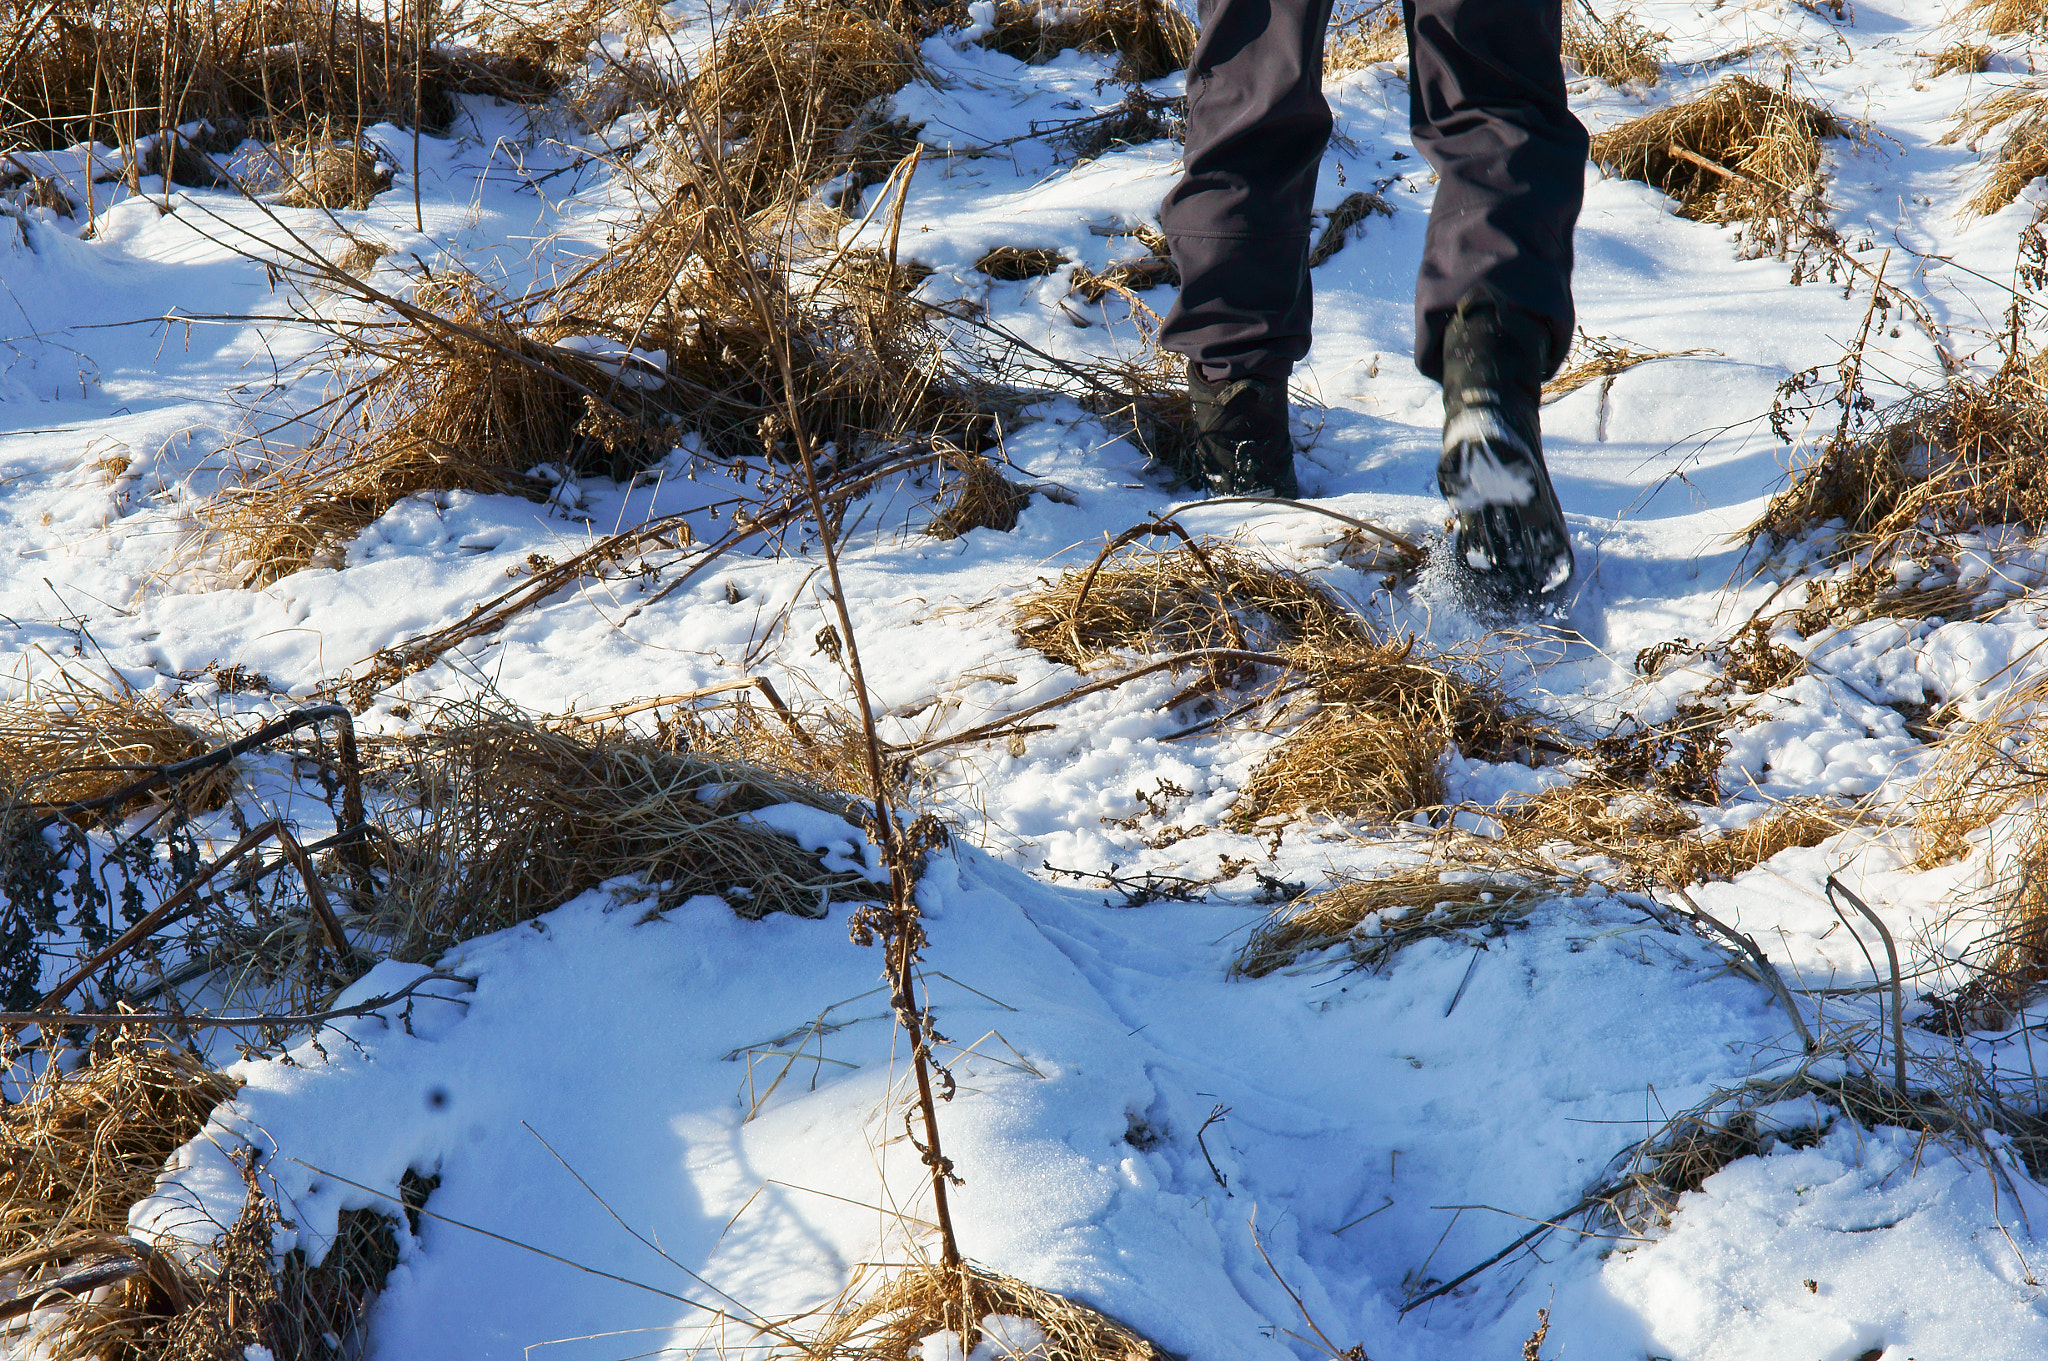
left=1159, top=0, right=1337, bottom=495
left=1406, top=0, right=1585, bottom=381
left=1407, top=0, right=1586, bottom=601
left=1161, top=0, right=1339, bottom=382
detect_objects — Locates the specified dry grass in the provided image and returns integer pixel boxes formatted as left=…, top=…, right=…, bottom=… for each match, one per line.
left=977, top=246, right=1068, bottom=281
left=0, top=679, right=232, bottom=815
left=202, top=0, right=1003, bottom=585
left=1326, top=0, right=1404, bottom=75
left=1927, top=42, right=1993, bottom=78
left=1542, top=332, right=1708, bottom=402
left=795, top=1260, right=1160, bottom=1360
left=1233, top=861, right=1566, bottom=978
left=1563, top=3, right=1667, bottom=87
left=200, top=281, right=635, bottom=584
left=979, top=0, right=1196, bottom=82
left=1589, top=76, right=1841, bottom=258
left=274, top=138, right=391, bottom=210
left=1012, top=539, right=1538, bottom=823
left=1944, top=82, right=2048, bottom=216
left=1498, top=782, right=1849, bottom=888
left=0, top=0, right=561, bottom=154
left=1013, top=539, right=1371, bottom=668
left=1751, top=358, right=2048, bottom=555
left=926, top=451, right=1033, bottom=538
left=685, top=0, right=930, bottom=216
left=1306, top=191, right=1392, bottom=268
left=1909, top=671, right=2048, bottom=1024
left=1233, top=644, right=1540, bottom=825
left=0, top=1036, right=245, bottom=1359
left=1968, top=0, right=2048, bottom=38
left=358, top=702, right=886, bottom=962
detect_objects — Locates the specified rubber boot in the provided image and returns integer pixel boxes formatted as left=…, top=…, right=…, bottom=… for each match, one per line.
left=1436, top=300, right=1574, bottom=602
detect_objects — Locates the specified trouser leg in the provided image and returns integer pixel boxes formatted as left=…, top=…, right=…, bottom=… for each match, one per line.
left=1407, top=0, right=1587, bottom=382
left=1159, top=0, right=1338, bottom=383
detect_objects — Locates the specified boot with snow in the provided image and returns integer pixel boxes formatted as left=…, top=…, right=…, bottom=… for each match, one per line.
left=1436, top=302, right=1574, bottom=604
left=1188, top=368, right=1300, bottom=499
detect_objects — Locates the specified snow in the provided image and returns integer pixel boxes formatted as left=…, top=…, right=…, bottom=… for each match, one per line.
left=12, top=0, right=2048, bottom=1357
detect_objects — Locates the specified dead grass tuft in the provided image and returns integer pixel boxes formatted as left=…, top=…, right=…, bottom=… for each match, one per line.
left=926, top=452, right=1033, bottom=538
left=200, top=282, right=647, bottom=585
left=1013, top=539, right=1538, bottom=823
left=275, top=139, right=391, bottom=210
left=1563, top=3, right=1667, bottom=87
left=1498, top=782, right=1848, bottom=888
left=1542, top=332, right=1708, bottom=402
left=1944, top=82, right=2048, bottom=216
left=1589, top=75, right=1841, bottom=258
left=1233, top=861, right=1565, bottom=978
left=1968, top=0, right=2048, bottom=38
left=977, top=246, right=1068, bottom=281
left=0, top=679, right=232, bottom=815
left=1233, top=643, right=1539, bottom=825
left=686, top=0, right=931, bottom=216
left=979, top=0, right=1196, bottom=82
left=0, top=0, right=562, bottom=154
left=360, top=702, right=887, bottom=962
left=1927, top=42, right=1993, bottom=78
left=798, top=1260, right=1160, bottom=1360
left=0, top=1036, right=245, bottom=1359
left=1325, top=0, right=1404, bottom=75
left=1307, top=191, right=1393, bottom=268
left=1013, top=539, right=1371, bottom=668
left=1751, top=359, right=2048, bottom=554
left=1910, top=672, right=2048, bottom=1024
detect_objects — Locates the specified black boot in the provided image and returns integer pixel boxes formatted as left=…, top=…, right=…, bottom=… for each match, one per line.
left=1436, top=300, right=1574, bottom=603
left=1187, top=368, right=1300, bottom=498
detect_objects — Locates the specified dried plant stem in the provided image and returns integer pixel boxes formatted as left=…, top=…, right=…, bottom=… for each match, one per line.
left=686, top=114, right=964, bottom=1267
left=1826, top=877, right=1908, bottom=1097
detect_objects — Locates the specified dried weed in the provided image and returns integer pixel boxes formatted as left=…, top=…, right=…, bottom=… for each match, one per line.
left=0, top=679, right=231, bottom=815
left=1945, top=81, right=2048, bottom=216
left=1326, top=0, right=1404, bottom=75
left=1233, top=860, right=1566, bottom=978
left=1564, top=2, right=1667, bottom=87
left=979, top=0, right=1196, bottom=82
left=796, top=1259, right=1161, bottom=1360
left=1589, top=75, right=1842, bottom=259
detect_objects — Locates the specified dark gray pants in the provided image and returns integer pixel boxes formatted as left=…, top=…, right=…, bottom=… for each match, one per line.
left=1159, top=0, right=1587, bottom=384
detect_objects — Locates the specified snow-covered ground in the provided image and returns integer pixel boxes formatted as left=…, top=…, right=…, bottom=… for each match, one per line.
left=10, top=0, right=2048, bottom=1356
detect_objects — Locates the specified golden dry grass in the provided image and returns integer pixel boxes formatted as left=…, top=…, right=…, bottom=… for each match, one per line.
left=1908, top=672, right=2048, bottom=1024
left=1927, top=42, right=1993, bottom=78
left=1589, top=76, right=1840, bottom=258
left=980, top=0, right=1196, bottom=82
left=275, top=139, right=391, bottom=210
left=926, top=452, right=1033, bottom=539
left=1497, top=782, right=1849, bottom=888
left=1325, top=0, right=1404, bottom=75
left=1944, top=82, right=2048, bottom=216
left=0, top=1036, right=243, bottom=1360
left=0, top=679, right=231, bottom=815
left=1233, top=861, right=1565, bottom=978
left=1968, top=0, right=2048, bottom=38
left=685, top=0, right=931, bottom=216
left=360, top=702, right=887, bottom=962
left=1751, top=358, right=2048, bottom=554
left=1563, top=3, right=1667, bottom=87
left=796, top=1261, right=1160, bottom=1360
left=1012, top=540, right=1538, bottom=824
left=0, top=0, right=560, bottom=154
